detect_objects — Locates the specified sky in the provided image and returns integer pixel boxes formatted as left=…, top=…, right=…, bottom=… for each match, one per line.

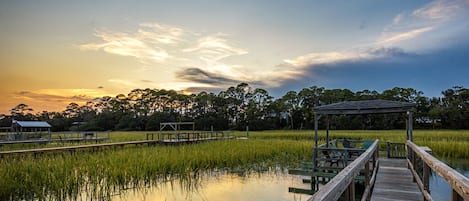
left=1, top=0, right=469, bottom=114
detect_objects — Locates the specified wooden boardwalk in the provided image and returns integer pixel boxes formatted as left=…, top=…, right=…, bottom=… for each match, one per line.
left=0, top=137, right=109, bottom=145
left=0, top=136, right=234, bottom=157
left=371, top=158, right=423, bottom=201
left=304, top=140, right=469, bottom=201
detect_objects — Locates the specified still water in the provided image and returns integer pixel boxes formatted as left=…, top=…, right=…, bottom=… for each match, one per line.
left=112, top=159, right=469, bottom=201
left=113, top=170, right=311, bottom=201
left=430, top=158, right=469, bottom=201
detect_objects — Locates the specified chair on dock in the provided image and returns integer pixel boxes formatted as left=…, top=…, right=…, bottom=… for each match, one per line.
left=322, top=150, right=340, bottom=167
left=342, top=139, right=354, bottom=148
left=362, top=140, right=373, bottom=149
left=342, top=139, right=360, bottom=159
left=322, top=142, right=347, bottom=167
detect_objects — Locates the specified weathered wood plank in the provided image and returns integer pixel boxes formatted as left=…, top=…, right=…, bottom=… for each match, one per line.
left=370, top=158, right=423, bottom=201
left=289, top=187, right=315, bottom=195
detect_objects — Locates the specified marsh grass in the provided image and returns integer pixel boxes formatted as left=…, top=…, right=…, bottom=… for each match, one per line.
left=1, top=130, right=468, bottom=200
left=238, top=130, right=469, bottom=158
left=0, top=139, right=311, bottom=200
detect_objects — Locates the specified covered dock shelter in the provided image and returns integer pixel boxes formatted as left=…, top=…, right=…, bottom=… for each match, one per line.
left=313, top=99, right=416, bottom=147
left=291, top=99, right=469, bottom=201
left=309, top=99, right=416, bottom=195
left=10, top=120, right=52, bottom=141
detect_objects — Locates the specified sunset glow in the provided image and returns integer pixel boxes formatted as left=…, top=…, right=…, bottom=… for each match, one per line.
left=1, top=0, right=469, bottom=114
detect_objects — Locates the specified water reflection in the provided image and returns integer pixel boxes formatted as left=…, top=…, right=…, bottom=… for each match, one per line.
left=113, top=170, right=311, bottom=201
left=112, top=158, right=469, bottom=201
left=430, top=158, right=469, bottom=201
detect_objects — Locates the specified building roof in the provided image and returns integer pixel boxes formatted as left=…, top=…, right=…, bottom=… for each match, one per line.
left=313, top=99, right=416, bottom=115
left=15, top=121, right=51, bottom=128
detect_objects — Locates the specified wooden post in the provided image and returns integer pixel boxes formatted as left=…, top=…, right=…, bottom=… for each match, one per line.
left=311, top=176, right=316, bottom=192
left=408, top=111, right=413, bottom=142
left=412, top=149, right=416, bottom=182
left=246, top=125, right=249, bottom=138
left=313, top=113, right=319, bottom=158
left=365, top=160, right=371, bottom=201
left=343, top=181, right=355, bottom=201
left=387, top=141, right=391, bottom=158
left=423, top=162, right=430, bottom=194
left=372, top=149, right=376, bottom=170
left=313, top=113, right=320, bottom=193
left=406, top=115, right=409, bottom=141
left=452, top=189, right=463, bottom=201
left=326, top=116, right=329, bottom=148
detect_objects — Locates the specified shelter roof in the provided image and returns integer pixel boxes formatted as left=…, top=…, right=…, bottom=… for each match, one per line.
left=314, top=99, right=416, bottom=115
left=15, top=121, right=51, bottom=128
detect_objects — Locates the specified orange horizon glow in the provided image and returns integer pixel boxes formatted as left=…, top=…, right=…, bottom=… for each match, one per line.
left=2, top=1, right=468, bottom=115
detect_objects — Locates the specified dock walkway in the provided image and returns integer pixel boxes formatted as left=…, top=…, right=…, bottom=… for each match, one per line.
left=371, top=158, right=423, bottom=201
left=0, top=136, right=234, bottom=157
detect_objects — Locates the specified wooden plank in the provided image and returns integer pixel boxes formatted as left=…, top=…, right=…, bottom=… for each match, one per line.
left=289, top=187, right=315, bottom=195
left=370, top=158, right=423, bottom=201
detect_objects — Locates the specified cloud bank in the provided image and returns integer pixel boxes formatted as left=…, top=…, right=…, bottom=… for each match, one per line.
left=79, top=0, right=469, bottom=94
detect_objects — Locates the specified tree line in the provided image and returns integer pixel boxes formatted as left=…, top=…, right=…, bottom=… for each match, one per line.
left=1, top=83, right=468, bottom=131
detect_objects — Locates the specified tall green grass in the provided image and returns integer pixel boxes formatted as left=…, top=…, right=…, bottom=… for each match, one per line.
left=1, top=130, right=469, bottom=200
left=239, top=130, right=469, bottom=158
left=0, top=139, right=311, bottom=201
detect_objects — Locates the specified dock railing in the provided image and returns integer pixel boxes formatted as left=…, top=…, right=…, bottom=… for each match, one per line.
left=308, top=140, right=379, bottom=201
left=406, top=140, right=469, bottom=201
left=386, top=141, right=406, bottom=158
left=147, top=131, right=232, bottom=142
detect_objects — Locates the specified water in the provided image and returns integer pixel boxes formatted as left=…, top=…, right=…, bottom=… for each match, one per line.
left=429, top=158, right=469, bottom=201
left=111, top=158, right=469, bottom=201
left=112, top=170, right=311, bottom=201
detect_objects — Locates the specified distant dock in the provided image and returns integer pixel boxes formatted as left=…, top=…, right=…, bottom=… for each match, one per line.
left=0, top=131, right=233, bottom=158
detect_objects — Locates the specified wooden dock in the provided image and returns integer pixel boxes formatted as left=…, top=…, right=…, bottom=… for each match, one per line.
left=0, top=131, right=110, bottom=145
left=370, top=158, right=423, bottom=201
left=303, top=140, right=469, bottom=201
left=0, top=133, right=234, bottom=157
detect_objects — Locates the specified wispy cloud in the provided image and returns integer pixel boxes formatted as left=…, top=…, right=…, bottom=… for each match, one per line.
left=412, top=0, right=465, bottom=20
left=80, top=30, right=170, bottom=62
left=377, top=26, right=433, bottom=46
left=183, top=34, right=248, bottom=63
left=379, top=0, right=469, bottom=47
left=392, top=14, right=405, bottom=25
left=268, top=0, right=469, bottom=88
left=283, top=51, right=373, bottom=67
left=78, top=0, right=468, bottom=93
left=108, top=79, right=139, bottom=87
left=80, top=23, right=200, bottom=64
left=14, top=90, right=96, bottom=104
left=80, top=23, right=247, bottom=66
left=138, top=23, right=187, bottom=45
left=80, top=23, right=251, bottom=90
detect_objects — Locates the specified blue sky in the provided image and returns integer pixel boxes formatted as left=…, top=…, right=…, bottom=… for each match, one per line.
left=0, top=0, right=469, bottom=112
